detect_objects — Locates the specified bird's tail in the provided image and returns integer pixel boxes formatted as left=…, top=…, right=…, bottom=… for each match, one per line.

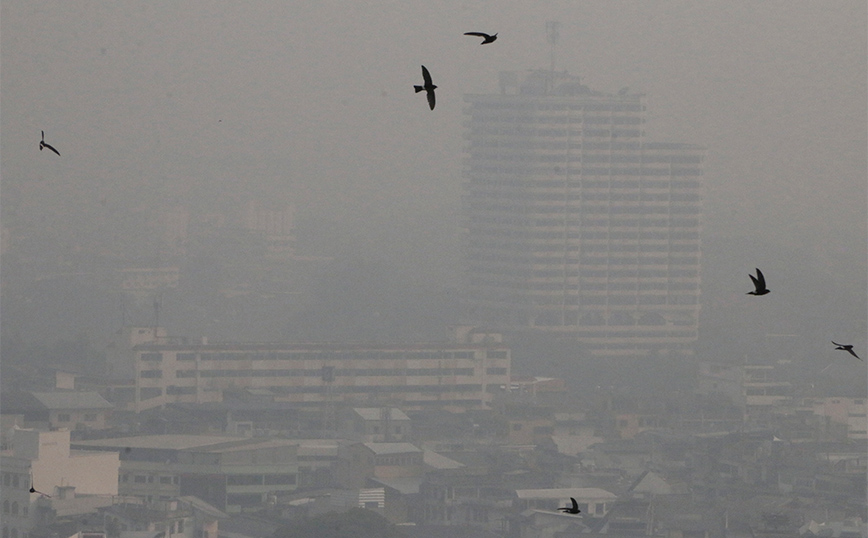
left=414, top=85, right=424, bottom=93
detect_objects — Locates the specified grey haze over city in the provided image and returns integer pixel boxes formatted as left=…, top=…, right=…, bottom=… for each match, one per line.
left=0, top=2, right=866, bottom=535
left=3, top=1, right=866, bottom=373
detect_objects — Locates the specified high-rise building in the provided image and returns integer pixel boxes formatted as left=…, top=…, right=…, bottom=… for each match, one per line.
left=461, top=70, right=704, bottom=358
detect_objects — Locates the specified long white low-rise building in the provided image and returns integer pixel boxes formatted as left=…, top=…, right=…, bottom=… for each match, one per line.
left=125, top=327, right=511, bottom=412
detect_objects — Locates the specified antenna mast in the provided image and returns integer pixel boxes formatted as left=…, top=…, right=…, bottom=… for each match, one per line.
left=152, top=294, right=161, bottom=339
left=546, top=21, right=560, bottom=94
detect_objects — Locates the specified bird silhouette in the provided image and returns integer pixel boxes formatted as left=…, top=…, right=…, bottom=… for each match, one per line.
left=30, top=486, right=51, bottom=497
left=832, top=341, right=861, bottom=360
left=464, top=32, right=497, bottom=44
left=39, top=131, right=61, bottom=156
left=414, top=65, right=437, bottom=110
left=557, top=497, right=581, bottom=514
left=30, top=477, right=51, bottom=498
left=747, top=268, right=769, bottom=295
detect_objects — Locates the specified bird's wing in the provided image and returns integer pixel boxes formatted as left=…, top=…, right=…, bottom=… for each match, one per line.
left=755, top=268, right=766, bottom=288
left=571, top=498, right=578, bottom=511
left=41, top=130, right=45, bottom=140
left=464, top=32, right=489, bottom=38
left=848, top=349, right=862, bottom=360
left=427, top=89, right=435, bottom=110
left=832, top=341, right=843, bottom=347
left=749, top=274, right=760, bottom=289
left=43, top=143, right=60, bottom=156
left=421, top=65, right=432, bottom=86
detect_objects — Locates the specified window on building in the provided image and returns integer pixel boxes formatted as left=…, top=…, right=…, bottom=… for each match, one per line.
left=159, top=476, right=172, bottom=484
left=84, top=414, right=97, bottom=421
left=57, top=414, right=71, bottom=422
left=226, top=493, right=262, bottom=506
left=134, top=475, right=147, bottom=483
left=263, top=474, right=296, bottom=485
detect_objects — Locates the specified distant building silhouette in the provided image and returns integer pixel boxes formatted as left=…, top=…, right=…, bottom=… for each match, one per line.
left=461, top=70, right=705, bottom=358
left=118, top=326, right=510, bottom=413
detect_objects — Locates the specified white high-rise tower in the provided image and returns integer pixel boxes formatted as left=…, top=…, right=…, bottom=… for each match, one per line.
left=461, top=70, right=704, bottom=358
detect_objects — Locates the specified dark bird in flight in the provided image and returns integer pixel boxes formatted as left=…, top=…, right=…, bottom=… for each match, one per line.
left=39, top=131, right=61, bottom=156
left=832, top=341, right=862, bottom=360
left=30, top=486, right=51, bottom=497
left=30, top=481, right=51, bottom=497
left=747, top=268, right=770, bottom=295
left=557, top=497, right=581, bottom=514
left=464, top=31, right=497, bottom=44
left=414, top=65, right=437, bottom=110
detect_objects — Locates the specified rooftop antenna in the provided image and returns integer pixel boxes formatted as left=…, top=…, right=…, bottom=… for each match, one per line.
left=546, top=21, right=560, bottom=94
left=152, top=293, right=161, bottom=339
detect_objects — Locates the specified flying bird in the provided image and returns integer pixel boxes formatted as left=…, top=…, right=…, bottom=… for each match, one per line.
left=747, top=268, right=769, bottom=296
left=464, top=32, right=498, bottom=44
left=29, top=486, right=51, bottom=497
left=557, top=497, right=581, bottom=514
left=30, top=476, right=51, bottom=498
left=832, top=341, right=861, bottom=360
left=39, top=131, right=60, bottom=156
left=414, top=65, right=437, bottom=110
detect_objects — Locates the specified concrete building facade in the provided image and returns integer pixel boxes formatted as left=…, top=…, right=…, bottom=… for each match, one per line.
left=71, top=435, right=303, bottom=514
left=0, top=429, right=120, bottom=538
left=124, top=329, right=511, bottom=413
left=461, top=70, right=704, bottom=358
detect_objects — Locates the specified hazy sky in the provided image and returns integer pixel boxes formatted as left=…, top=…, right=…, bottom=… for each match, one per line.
left=2, top=1, right=866, bottom=309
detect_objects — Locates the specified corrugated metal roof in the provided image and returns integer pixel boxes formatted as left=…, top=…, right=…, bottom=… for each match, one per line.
left=515, top=488, right=617, bottom=500
left=31, top=391, right=113, bottom=410
left=369, top=476, right=422, bottom=494
left=295, top=440, right=341, bottom=457
left=177, top=496, right=228, bottom=519
left=352, top=407, right=410, bottom=421
left=422, top=449, right=465, bottom=469
left=73, top=434, right=243, bottom=450
left=361, top=442, right=422, bottom=455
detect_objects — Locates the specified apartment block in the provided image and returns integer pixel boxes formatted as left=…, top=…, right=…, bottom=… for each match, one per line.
left=0, top=429, right=120, bottom=538
left=461, top=70, right=704, bottom=358
left=124, top=328, right=511, bottom=413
